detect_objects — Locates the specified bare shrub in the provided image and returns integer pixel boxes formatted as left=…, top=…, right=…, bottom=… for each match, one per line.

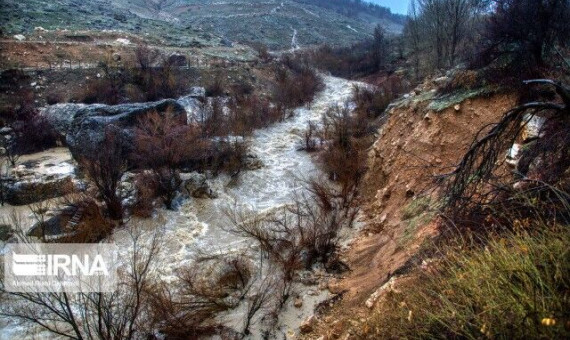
left=205, top=74, right=226, bottom=97
left=76, top=48, right=187, bottom=104
left=227, top=179, right=356, bottom=275
left=80, top=127, right=126, bottom=221
left=0, top=225, right=163, bottom=340
left=11, top=109, right=58, bottom=155
left=441, top=79, right=570, bottom=229
left=132, top=110, right=205, bottom=209
left=272, top=60, right=324, bottom=109
left=209, top=139, right=250, bottom=176
left=474, top=0, right=570, bottom=80
left=148, top=254, right=254, bottom=338
left=302, top=121, right=319, bottom=152
left=131, top=171, right=159, bottom=218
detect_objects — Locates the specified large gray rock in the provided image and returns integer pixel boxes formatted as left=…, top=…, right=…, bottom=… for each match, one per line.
left=180, top=172, right=218, bottom=199
left=176, top=95, right=203, bottom=124
left=7, top=176, right=75, bottom=206
left=41, top=103, right=93, bottom=136
left=59, top=99, right=185, bottom=158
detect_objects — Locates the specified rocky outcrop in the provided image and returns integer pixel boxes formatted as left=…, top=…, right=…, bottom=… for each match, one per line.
left=42, top=96, right=207, bottom=158
left=7, top=176, right=75, bottom=205
left=180, top=172, right=218, bottom=199
left=41, top=99, right=185, bottom=158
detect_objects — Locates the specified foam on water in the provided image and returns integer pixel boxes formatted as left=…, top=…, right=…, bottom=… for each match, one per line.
left=0, top=75, right=367, bottom=339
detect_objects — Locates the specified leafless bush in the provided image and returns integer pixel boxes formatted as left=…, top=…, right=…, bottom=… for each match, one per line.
left=148, top=254, right=254, bottom=338
left=132, top=110, right=205, bottom=209
left=131, top=172, right=159, bottom=218
left=474, top=0, right=570, bottom=81
left=80, top=126, right=126, bottom=221
left=205, top=74, right=226, bottom=97
left=77, top=49, right=187, bottom=104
left=0, top=225, right=163, bottom=340
left=227, top=179, right=356, bottom=276
left=209, top=139, right=250, bottom=177
left=11, top=109, right=58, bottom=155
left=272, top=60, right=323, bottom=109
left=441, top=79, right=570, bottom=229
left=302, top=121, right=319, bottom=152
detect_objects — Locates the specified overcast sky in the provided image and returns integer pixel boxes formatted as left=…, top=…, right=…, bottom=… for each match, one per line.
left=368, top=0, right=410, bottom=15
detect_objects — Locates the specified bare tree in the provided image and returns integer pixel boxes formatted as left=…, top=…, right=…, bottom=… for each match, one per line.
left=405, top=0, right=486, bottom=74
left=476, top=0, right=570, bottom=74
left=0, top=225, right=162, bottom=340
left=81, top=127, right=126, bottom=221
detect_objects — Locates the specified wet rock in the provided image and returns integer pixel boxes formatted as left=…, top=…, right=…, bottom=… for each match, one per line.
left=168, top=53, right=187, bottom=66
left=0, top=224, right=13, bottom=241
left=62, top=99, right=185, bottom=158
left=7, top=176, right=74, bottom=205
left=0, top=127, right=13, bottom=135
left=244, top=155, right=264, bottom=170
left=300, top=315, right=316, bottom=334
left=180, top=172, right=218, bottom=199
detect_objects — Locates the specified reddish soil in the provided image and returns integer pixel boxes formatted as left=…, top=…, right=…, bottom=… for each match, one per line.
left=302, top=87, right=518, bottom=339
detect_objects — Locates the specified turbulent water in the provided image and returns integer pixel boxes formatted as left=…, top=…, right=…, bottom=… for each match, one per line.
left=0, top=75, right=366, bottom=339
left=114, top=75, right=365, bottom=277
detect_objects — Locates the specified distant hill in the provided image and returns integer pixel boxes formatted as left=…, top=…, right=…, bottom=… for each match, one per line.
left=1, top=0, right=405, bottom=49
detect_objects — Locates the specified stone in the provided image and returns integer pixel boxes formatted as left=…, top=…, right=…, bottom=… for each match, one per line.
left=300, top=315, right=316, bottom=334
left=43, top=99, right=185, bottom=159
left=13, top=34, right=26, bottom=41
left=294, top=297, right=303, bottom=308
left=7, top=176, right=75, bottom=206
left=180, top=172, right=218, bottom=199
left=244, top=154, right=264, bottom=170
left=112, top=53, right=121, bottom=61
left=0, top=127, right=13, bottom=135
left=454, top=104, right=461, bottom=112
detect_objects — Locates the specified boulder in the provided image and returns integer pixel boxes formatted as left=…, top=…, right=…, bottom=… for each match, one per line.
left=41, top=103, right=92, bottom=136
left=176, top=95, right=203, bottom=123
left=180, top=172, right=218, bottom=199
left=7, top=176, right=75, bottom=206
left=300, top=315, right=316, bottom=334
left=168, top=53, right=187, bottom=67
left=64, top=99, right=185, bottom=158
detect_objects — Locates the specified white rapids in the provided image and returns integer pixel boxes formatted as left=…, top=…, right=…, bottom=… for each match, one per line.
left=116, top=76, right=365, bottom=277
left=0, top=75, right=367, bottom=339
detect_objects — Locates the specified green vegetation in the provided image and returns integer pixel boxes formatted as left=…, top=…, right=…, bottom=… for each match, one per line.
left=361, top=226, right=570, bottom=339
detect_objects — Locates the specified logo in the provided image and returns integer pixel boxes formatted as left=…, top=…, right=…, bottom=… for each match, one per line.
left=4, top=244, right=117, bottom=293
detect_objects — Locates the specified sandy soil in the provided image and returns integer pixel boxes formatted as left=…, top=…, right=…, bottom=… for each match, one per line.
left=300, top=86, right=518, bottom=339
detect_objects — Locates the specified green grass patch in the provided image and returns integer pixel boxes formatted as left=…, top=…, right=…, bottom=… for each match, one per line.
left=361, top=226, right=570, bottom=339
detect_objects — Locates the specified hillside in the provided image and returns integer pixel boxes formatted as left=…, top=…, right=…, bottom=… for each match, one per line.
left=0, top=0, right=404, bottom=49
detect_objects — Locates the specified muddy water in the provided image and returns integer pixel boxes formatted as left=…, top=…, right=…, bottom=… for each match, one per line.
left=0, top=76, right=367, bottom=339
left=115, top=76, right=364, bottom=277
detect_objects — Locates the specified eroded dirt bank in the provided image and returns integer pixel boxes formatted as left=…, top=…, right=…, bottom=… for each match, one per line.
left=303, top=82, right=518, bottom=339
